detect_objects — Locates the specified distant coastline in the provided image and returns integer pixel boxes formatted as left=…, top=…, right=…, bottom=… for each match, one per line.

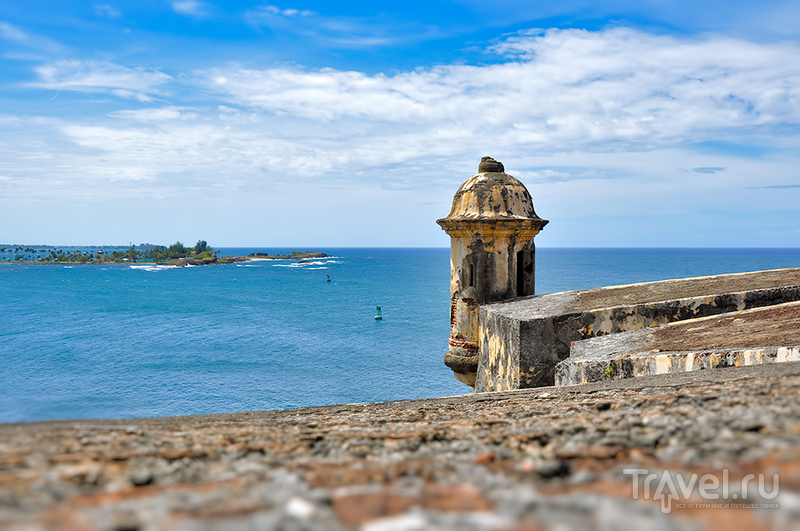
left=0, top=253, right=330, bottom=266
left=0, top=242, right=329, bottom=267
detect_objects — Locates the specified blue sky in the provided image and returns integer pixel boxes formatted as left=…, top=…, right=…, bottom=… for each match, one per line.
left=1, top=1, right=799, bottom=247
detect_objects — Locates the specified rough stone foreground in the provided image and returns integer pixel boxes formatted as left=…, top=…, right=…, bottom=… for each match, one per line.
left=3, top=363, right=800, bottom=530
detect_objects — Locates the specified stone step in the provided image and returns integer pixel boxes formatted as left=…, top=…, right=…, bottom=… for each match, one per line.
left=554, top=301, right=800, bottom=386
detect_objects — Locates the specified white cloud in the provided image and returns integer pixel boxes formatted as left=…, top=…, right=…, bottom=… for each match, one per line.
left=29, top=60, right=171, bottom=100
left=244, top=6, right=439, bottom=48
left=692, top=167, right=726, bottom=174
left=261, top=5, right=315, bottom=17
left=201, top=28, right=800, bottom=156
left=94, top=4, right=121, bottom=18
left=450, top=0, right=800, bottom=41
left=7, top=28, right=800, bottom=246
left=20, top=29, right=800, bottom=183
left=0, top=22, right=27, bottom=42
left=516, top=166, right=631, bottom=184
left=172, top=0, right=210, bottom=18
left=108, top=107, right=197, bottom=122
left=13, top=28, right=799, bottom=195
left=0, top=21, right=65, bottom=54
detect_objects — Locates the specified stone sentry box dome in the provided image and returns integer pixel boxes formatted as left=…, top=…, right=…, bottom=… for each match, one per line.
left=437, top=157, right=548, bottom=387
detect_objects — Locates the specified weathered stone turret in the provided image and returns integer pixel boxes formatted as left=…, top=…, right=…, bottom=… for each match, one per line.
left=437, top=157, right=548, bottom=387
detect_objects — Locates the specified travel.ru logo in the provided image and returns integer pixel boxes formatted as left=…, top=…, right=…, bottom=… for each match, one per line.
left=623, top=468, right=780, bottom=514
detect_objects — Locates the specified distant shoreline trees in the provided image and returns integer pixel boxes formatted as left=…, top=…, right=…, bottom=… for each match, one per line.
left=0, top=241, right=216, bottom=264
left=1, top=242, right=327, bottom=265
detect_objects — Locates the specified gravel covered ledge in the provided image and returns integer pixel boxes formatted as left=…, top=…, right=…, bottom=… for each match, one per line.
left=2, top=362, right=800, bottom=530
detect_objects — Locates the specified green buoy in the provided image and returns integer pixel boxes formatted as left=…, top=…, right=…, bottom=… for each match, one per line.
left=375, top=305, right=383, bottom=320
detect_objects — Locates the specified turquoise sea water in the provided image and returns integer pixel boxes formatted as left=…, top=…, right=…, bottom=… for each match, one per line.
left=2, top=247, right=800, bottom=424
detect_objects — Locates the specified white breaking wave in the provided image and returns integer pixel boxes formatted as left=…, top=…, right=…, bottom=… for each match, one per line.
left=272, top=259, right=340, bottom=269
left=129, top=264, right=178, bottom=272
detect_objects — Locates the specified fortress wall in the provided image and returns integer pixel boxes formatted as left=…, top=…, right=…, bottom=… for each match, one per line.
left=555, top=300, right=800, bottom=385
left=557, top=346, right=800, bottom=386
left=475, top=308, right=520, bottom=392
left=476, top=269, right=800, bottom=392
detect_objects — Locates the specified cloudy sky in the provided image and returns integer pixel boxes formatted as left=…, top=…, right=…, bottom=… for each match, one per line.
left=1, top=1, right=799, bottom=247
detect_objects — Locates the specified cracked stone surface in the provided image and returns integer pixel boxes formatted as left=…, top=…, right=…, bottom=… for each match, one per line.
left=2, top=362, right=800, bottom=530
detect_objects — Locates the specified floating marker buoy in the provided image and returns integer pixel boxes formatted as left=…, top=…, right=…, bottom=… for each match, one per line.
left=326, top=274, right=331, bottom=282
left=375, top=305, right=383, bottom=320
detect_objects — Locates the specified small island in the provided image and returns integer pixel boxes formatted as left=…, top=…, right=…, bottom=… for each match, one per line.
left=0, top=241, right=328, bottom=266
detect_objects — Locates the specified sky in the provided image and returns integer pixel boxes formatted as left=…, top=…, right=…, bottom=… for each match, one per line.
left=1, top=1, right=799, bottom=247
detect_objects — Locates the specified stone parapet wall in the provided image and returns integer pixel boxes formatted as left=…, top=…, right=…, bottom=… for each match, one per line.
left=476, top=268, right=800, bottom=391
left=555, top=300, right=800, bottom=385
left=556, top=345, right=800, bottom=386
left=475, top=306, right=521, bottom=391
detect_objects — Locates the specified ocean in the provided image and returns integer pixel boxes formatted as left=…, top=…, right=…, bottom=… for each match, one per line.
left=2, top=247, right=800, bottom=424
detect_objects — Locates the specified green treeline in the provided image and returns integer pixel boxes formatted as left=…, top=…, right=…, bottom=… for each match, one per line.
left=147, top=240, right=214, bottom=263
left=0, top=241, right=215, bottom=264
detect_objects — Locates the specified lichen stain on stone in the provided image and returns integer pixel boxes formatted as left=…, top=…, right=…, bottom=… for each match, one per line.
left=485, top=328, right=514, bottom=391
left=519, top=366, right=538, bottom=388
